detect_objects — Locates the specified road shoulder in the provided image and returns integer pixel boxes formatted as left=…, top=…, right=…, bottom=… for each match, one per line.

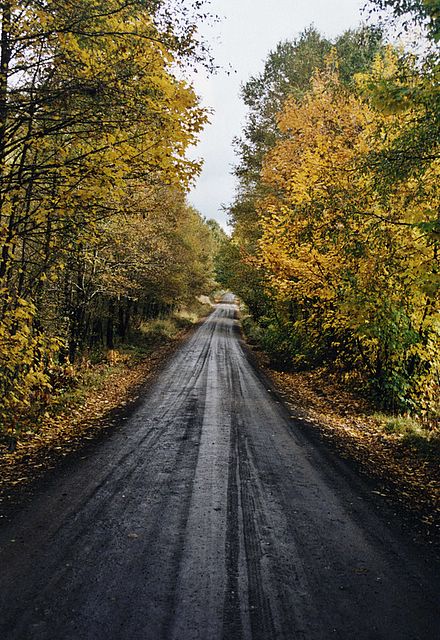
left=0, top=311, right=213, bottom=511
left=240, top=339, right=439, bottom=554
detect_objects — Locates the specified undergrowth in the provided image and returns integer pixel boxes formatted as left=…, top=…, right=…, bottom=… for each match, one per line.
left=241, top=311, right=438, bottom=452
left=374, top=413, right=440, bottom=460
left=52, top=302, right=212, bottom=411
left=0, top=301, right=212, bottom=453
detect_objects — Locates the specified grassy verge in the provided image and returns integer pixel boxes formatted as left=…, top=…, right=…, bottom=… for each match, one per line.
left=0, top=302, right=212, bottom=502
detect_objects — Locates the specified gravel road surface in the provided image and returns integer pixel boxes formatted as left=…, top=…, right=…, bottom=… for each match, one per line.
left=0, top=301, right=439, bottom=639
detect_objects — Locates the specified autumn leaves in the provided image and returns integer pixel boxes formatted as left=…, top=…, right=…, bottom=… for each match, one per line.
left=224, top=22, right=439, bottom=418
left=260, top=60, right=438, bottom=413
left=0, top=2, right=213, bottom=433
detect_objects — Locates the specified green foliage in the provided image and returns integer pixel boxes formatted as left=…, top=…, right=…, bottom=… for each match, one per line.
left=335, top=26, right=385, bottom=85
left=368, top=0, right=440, bottom=40
left=375, top=412, right=440, bottom=459
left=242, top=313, right=299, bottom=369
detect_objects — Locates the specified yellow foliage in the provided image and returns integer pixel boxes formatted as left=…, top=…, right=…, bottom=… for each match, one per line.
left=256, top=65, right=439, bottom=414
left=0, top=1, right=211, bottom=433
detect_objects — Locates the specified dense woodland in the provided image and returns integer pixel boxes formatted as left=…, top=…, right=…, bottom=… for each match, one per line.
left=0, top=0, right=439, bottom=444
left=0, top=1, right=221, bottom=436
left=217, top=1, right=439, bottom=421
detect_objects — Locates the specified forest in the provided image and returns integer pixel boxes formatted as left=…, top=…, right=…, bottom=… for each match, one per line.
left=0, top=0, right=438, bottom=451
left=218, top=1, right=439, bottom=424
left=0, top=0, right=225, bottom=444
left=1, top=3, right=439, bottom=634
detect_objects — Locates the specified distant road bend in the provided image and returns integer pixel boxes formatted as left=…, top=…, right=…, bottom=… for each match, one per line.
left=0, top=298, right=439, bottom=639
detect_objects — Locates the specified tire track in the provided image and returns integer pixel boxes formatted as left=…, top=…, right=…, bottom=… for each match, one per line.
left=0, top=302, right=439, bottom=640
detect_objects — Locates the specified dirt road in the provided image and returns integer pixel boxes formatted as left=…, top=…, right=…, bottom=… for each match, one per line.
left=0, top=302, right=439, bottom=639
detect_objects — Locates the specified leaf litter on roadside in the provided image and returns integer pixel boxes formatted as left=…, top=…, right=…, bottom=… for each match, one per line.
left=0, top=334, right=189, bottom=504
left=260, top=357, right=439, bottom=545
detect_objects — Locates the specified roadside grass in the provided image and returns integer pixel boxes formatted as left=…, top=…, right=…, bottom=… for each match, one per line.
left=50, top=361, right=128, bottom=413
left=52, top=301, right=213, bottom=413
left=377, top=414, right=426, bottom=436
left=374, top=413, right=440, bottom=460
left=141, top=316, right=183, bottom=339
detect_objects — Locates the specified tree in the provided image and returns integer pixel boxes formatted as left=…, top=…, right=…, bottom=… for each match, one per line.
left=256, top=61, right=439, bottom=414
left=226, top=26, right=391, bottom=372
left=228, top=25, right=386, bottom=296
left=368, top=0, right=440, bottom=41
left=0, top=1, right=212, bottom=434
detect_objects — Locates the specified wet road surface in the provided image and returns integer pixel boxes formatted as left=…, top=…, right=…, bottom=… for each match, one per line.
left=0, top=302, right=439, bottom=639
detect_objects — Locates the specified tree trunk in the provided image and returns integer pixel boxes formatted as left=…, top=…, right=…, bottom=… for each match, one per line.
left=0, top=2, right=12, bottom=280
left=106, top=299, right=115, bottom=349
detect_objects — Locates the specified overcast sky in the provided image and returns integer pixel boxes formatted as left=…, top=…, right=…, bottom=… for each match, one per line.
left=186, top=0, right=368, bottom=230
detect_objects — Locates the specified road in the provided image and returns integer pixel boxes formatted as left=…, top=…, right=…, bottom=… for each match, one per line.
left=0, top=301, right=439, bottom=640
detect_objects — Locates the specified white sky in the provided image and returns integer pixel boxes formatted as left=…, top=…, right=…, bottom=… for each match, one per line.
left=186, top=0, right=368, bottom=230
